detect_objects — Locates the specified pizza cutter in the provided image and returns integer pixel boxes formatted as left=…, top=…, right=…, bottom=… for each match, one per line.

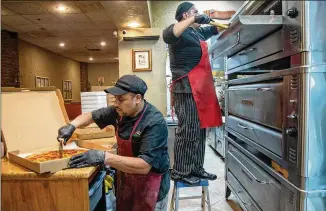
left=58, top=138, right=64, bottom=158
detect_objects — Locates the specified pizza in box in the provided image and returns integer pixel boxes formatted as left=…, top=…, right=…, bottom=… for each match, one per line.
left=25, top=149, right=87, bottom=163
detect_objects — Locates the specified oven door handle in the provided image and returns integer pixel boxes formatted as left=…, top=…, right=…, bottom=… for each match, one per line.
left=229, top=87, right=272, bottom=91
left=238, top=124, right=253, bottom=130
left=237, top=48, right=256, bottom=56
left=241, top=168, right=270, bottom=185
left=237, top=191, right=253, bottom=206
left=230, top=32, right=240, bottom=49
left=256, top=87, right=272, bottom=91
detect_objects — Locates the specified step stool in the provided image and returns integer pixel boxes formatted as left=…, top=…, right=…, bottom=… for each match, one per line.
left=170, top=180, right=211, bottom=211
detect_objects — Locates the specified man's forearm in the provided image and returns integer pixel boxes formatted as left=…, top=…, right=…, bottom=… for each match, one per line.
left=70, top=112, right=94, bottom=128
left=104, top=152, right=151, bottom=174
left=173, top=16, right=195, bottom=37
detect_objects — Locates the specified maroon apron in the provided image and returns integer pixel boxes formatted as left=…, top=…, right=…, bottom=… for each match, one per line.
left=169, top=41, right=223, bottom=128
left=116, top=105, right=162, bottom=211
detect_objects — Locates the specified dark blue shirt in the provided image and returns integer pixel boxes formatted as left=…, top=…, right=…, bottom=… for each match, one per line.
left=163, top=25, right=218, bottom=93
left=91, top=101, right=170, bottom=202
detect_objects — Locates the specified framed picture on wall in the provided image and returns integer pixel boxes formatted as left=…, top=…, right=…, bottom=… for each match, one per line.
left=41, top=78, right=45, bottom=87
left=98, top=77, right=105, bottom=86
left=35, top=76, right=50, bottom=88
left=132, top=49, right=152, bottom=72
left=36, top=77, right=41, bottom=88
left=62, top=80, right=72, bottom=101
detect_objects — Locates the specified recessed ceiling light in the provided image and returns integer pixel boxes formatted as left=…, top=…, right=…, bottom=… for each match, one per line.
left=57, top=5, right=67, bottom=12
left=127, top=21, right=140, bottom=28
left=100, top=41, right=106, bottom=46
left=59, top=42, right=65, bottom=47
left=89, top=57, right=93, bottom=61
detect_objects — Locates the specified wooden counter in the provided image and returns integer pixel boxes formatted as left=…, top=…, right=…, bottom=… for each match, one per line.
left=1, top=158, right=104, bottom=211
left=1, top=88, right=107, bottom=211
left=2, top=158, right=96, bottom=180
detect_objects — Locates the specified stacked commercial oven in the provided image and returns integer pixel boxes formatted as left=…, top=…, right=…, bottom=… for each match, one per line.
left=209, top=1, right=326, bottom=210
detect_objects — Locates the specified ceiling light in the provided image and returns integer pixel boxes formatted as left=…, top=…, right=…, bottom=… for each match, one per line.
left=127, top=21, right=140, bottom=28
left=59, top=43, right=65, bottom=47
left=89, top=57, right=93, bottom=61
left=57, top=5, right=67, bottom=12
left=100, top=41, right=106, bottom=46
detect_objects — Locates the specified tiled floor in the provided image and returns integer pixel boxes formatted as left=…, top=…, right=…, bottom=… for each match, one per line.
left=167, top=144, right=243, bottom=211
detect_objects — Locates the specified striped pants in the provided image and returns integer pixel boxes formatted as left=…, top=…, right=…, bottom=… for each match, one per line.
left=171, top=93, right=206, bottom=179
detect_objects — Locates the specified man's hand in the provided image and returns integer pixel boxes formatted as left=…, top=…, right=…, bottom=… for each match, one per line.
left=69, top=150, right=105, bottom=168
left=194, top=14, right=213, bottom=24
left=57, top=124, right=76, bottom=145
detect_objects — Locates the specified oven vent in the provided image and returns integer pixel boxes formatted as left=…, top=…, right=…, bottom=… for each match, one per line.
left=290, top=75, right=298, bottom=89
left=289, top=147, right=297, bottom=164
left=290, top=29, right=298, bottom=44
left=288, top=190, right=295, bottom=205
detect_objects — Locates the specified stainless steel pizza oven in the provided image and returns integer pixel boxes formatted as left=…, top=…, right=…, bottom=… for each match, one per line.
left=209, top=1, right=326, bottom=210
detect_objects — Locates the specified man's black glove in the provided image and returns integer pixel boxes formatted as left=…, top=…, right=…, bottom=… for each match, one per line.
left=194, top=14, right=213, bottom=24
left=69, top=150, right=105, bottom=168
left=57, top=124, right=76, bottom=145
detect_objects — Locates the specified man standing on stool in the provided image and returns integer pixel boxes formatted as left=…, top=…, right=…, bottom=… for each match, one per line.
left=163, top=2, right=223, bottom=185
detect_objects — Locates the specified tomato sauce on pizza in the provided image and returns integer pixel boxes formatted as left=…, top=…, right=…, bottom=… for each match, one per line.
left=25, top=149, right=87, bottom=163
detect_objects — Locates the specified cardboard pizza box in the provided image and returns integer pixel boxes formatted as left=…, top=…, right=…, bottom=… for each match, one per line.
left=1, top=87, right=87, bottom=173
left=75, top=125, right=115, bottom=140
left=77, top=137, right=117, bottom=153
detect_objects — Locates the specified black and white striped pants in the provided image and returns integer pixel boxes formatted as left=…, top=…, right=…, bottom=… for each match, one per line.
left=171, top=93, right=206, bottom=178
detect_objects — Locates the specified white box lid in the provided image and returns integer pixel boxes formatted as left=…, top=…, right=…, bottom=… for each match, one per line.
left=80, top=91, right=106, bottom=97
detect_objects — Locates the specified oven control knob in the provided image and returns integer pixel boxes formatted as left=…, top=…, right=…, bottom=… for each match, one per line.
left=287, top=7, right=298, bottom=18
left=286, top=127, right=297, bottom=137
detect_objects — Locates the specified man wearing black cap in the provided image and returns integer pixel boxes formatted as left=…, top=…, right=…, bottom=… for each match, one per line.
left=163, top=2, right=223, bottom=185
left=57, top=75, right=170, bottom=211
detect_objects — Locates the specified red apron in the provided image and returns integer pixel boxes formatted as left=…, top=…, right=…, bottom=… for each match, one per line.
left=116, top=105, right=162, bottom=211
left=169, top=41, right=222, bottom=128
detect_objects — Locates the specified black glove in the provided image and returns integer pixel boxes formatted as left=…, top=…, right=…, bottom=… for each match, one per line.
left=194, top=14, right=213, bottom=24
left=69, top=150, right=105, bottom=168
left=57, top=124, right=76, bottom=145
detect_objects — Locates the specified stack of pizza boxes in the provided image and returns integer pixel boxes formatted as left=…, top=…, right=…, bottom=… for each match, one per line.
left=78, top=86, right=117, bottom=152
left=89, top=85, right=116, bottom=106
left=1, top=87, right=89, bottom=173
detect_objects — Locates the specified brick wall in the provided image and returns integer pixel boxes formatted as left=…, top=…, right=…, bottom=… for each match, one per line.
left=80, top=62, right=88, bottom=92
left=1, top=30, right=20, bottom=87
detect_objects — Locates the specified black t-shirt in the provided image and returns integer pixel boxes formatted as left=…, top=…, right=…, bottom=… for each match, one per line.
left=91, top=101, right=170, bottom=202
left=163, top=25, right=218, bottom=93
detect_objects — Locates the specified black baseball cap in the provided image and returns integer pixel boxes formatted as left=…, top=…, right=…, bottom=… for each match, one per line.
left=104, top=75, right=148, bottom=96
left=175, top=2, right=194, bottom=21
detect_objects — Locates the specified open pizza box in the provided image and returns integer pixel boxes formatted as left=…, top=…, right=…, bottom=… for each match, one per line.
left=1, top=87, right=88, bottom=174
